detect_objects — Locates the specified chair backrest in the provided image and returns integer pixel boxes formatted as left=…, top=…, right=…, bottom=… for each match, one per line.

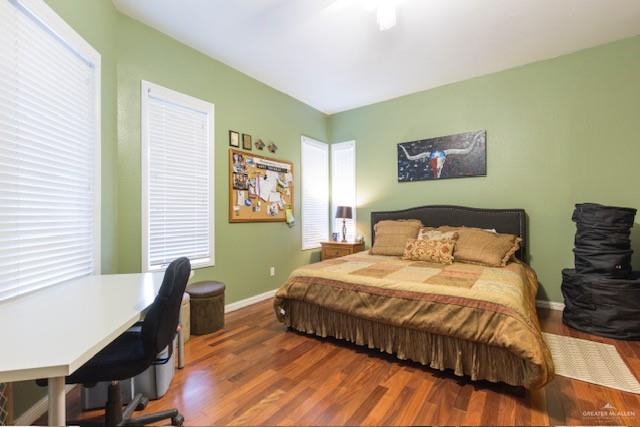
left=142, top=257, right=191, bottom=359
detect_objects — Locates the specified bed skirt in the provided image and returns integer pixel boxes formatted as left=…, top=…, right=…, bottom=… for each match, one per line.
left=280, top=299, right=534, bottom=388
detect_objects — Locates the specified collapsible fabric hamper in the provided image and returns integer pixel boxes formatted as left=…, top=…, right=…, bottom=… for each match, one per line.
left=562, top=269, right=640, bottom=340
left=563, top=203, right=640, bottom=340
left=572, top=203, right=636, bottom=278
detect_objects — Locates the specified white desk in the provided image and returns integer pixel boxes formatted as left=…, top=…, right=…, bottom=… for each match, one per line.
left=0, top=273, right=165, bottom=426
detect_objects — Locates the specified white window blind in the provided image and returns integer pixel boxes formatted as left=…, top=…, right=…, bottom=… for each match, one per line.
left=301, top=136, right=329, bottom=250
left=141, top=81, right=214, bottom=272
left=331, top=141, right=357, bottom=241
left=0, top=0, right=101, bottom=301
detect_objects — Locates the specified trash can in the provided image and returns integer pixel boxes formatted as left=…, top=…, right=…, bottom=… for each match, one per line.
left=81, top=342, right=175, bottom=410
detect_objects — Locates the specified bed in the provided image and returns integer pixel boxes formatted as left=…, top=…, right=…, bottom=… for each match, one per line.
left=274, top=205, right=554, bottom=389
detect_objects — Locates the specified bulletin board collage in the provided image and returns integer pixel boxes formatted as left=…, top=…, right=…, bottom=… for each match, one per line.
left=228, top=148, right=294, bottom=223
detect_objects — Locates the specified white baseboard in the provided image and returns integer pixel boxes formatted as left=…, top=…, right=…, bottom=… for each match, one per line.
left=15, top=384, right=76, bottom=426
left=225, top=289, right=277, bottom=313
left=536, top=299, right=565, bottom=311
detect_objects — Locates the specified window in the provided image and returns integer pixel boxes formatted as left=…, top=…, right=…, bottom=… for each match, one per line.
left=141, top=81, right=214, bottom=272
left=301, top=136, right=329, bottom=250
left=331, top=141, right=357, bottom=241
left=0, top=0, right=101, bottom=300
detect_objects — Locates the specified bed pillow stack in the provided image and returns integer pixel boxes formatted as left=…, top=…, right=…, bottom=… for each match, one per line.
left=370, top=220, right=520, bottom=267
left=369, top=219, right=422, bottom=256
left=422, top=226, right=521, bottom=267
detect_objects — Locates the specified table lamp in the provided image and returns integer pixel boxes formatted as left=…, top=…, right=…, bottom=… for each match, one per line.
left=335, top=206, right=353, bottom=242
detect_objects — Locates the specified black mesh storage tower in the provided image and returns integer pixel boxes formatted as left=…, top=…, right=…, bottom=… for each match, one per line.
left=562, top=203, right=640, bottom=340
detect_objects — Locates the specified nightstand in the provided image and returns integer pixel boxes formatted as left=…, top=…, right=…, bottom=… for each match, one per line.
left=320, top=241, right=365, bottom=261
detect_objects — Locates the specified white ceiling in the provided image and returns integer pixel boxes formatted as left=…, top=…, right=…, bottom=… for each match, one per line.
left=113, top=0, right=640, bottom=114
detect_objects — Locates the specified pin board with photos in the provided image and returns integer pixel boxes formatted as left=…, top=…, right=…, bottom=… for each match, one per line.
left=229, top=148, right=294, bottom=223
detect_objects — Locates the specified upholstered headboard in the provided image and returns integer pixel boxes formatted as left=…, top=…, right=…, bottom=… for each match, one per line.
left=370, top=205, right=528, bottom=261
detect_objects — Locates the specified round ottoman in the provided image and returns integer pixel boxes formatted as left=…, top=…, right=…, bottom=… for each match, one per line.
left=187, top=281, right=225, bottom=335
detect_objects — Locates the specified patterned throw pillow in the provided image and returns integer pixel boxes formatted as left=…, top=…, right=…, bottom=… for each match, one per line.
left=402, top=238, right=456, bottom=264
left=418, top=228, right=459, bottom=241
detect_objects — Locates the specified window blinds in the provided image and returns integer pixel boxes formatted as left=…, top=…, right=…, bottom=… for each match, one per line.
left=331, top=141, right=357, bottom=241
left=301, top=136, right=329, bottom=249
left=141, top=82, right=214, bottom=271
left=0, top=0, right=100, bottom=300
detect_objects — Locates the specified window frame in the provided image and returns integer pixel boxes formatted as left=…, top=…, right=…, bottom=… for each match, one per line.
left=331, top=140, right=357, bottom=241
left=0, top=0, right=102, bottom=301
left=300, top=135, right=330, bottom=250
left=140, top=80, right=215, bottom=272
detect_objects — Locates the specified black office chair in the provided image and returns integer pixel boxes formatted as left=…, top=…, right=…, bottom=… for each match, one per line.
left=38, top=257, right=191, bottom=427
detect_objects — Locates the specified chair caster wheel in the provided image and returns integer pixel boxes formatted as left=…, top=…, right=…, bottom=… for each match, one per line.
left=136, top=396, right=149, bottom=411
left=171, top=414, right=184, bottom=426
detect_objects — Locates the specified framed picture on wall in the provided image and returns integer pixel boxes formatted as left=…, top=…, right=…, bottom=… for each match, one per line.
left=229, top=130, right=240, bottom=148
left=397, top=130, right=486, bottom=182
left=242, top=133, right=252, bottom=151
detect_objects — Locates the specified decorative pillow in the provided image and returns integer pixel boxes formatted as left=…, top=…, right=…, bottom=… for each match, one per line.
left=402, top=238, right=456, bottom=264
left=422, top=226, right=521, bottom=267
left=418, top=228, right=459, bottom=241
left=370, top=219, right=422, bottom=256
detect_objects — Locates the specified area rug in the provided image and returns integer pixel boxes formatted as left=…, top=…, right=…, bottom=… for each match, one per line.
left=543, top=332, right=640, bottom=394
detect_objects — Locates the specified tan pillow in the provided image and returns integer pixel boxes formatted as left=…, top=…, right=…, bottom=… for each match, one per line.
left=423, top=226, right=521, bottom=267
left=370, top=219, right=422, bottom=256
left=418, top=228, right=459, bottom=241
left=402, top=238, right=456, bottom=264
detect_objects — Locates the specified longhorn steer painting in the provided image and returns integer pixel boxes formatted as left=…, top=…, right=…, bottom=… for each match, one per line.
left=397, top=130, right=486, bottom=182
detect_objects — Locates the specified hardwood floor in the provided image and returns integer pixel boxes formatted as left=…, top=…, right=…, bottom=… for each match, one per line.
left=42, top=299, right=640, bottom=426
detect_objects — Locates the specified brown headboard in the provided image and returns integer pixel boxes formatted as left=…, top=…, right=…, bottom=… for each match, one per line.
left=371, top=205, right=528, bottom=261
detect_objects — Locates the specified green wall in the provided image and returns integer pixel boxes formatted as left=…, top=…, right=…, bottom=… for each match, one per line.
left=114, top=13, right=328, bottom=303
left=13, top=0, right=328, bottom=420
left=329, top=36, right=640, bottom=303
left=45, top=0, right=328, bottom=305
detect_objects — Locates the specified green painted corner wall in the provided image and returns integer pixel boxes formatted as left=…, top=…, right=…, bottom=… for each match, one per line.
left=42, top=1, right=329, bottom=307
left=114, top=13, right=328, bottom=303
left=329, top=35, right=640, bottom=303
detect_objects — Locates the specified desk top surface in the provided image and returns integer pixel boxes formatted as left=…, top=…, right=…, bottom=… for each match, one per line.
left=0, top=272, right=165, bottom=382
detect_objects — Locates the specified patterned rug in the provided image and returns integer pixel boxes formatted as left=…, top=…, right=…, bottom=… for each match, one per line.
left=543, top=332, right=640, bottom=394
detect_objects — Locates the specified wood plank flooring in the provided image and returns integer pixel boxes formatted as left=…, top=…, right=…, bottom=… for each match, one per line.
left=40, top=299, right=640, bottom=426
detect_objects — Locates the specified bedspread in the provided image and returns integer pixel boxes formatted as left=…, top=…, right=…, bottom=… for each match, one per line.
left=274, top=253, right=554, bottom=388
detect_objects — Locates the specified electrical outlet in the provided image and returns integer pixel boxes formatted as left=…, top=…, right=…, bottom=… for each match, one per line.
left=270, top=266, right=275, bottom=277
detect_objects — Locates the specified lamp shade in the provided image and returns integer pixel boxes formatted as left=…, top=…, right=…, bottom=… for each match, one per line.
left=335, top=206, right=353, bottom=219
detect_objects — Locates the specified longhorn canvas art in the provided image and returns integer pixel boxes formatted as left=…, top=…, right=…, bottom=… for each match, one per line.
left=397, top=130, right=486, bottom=182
